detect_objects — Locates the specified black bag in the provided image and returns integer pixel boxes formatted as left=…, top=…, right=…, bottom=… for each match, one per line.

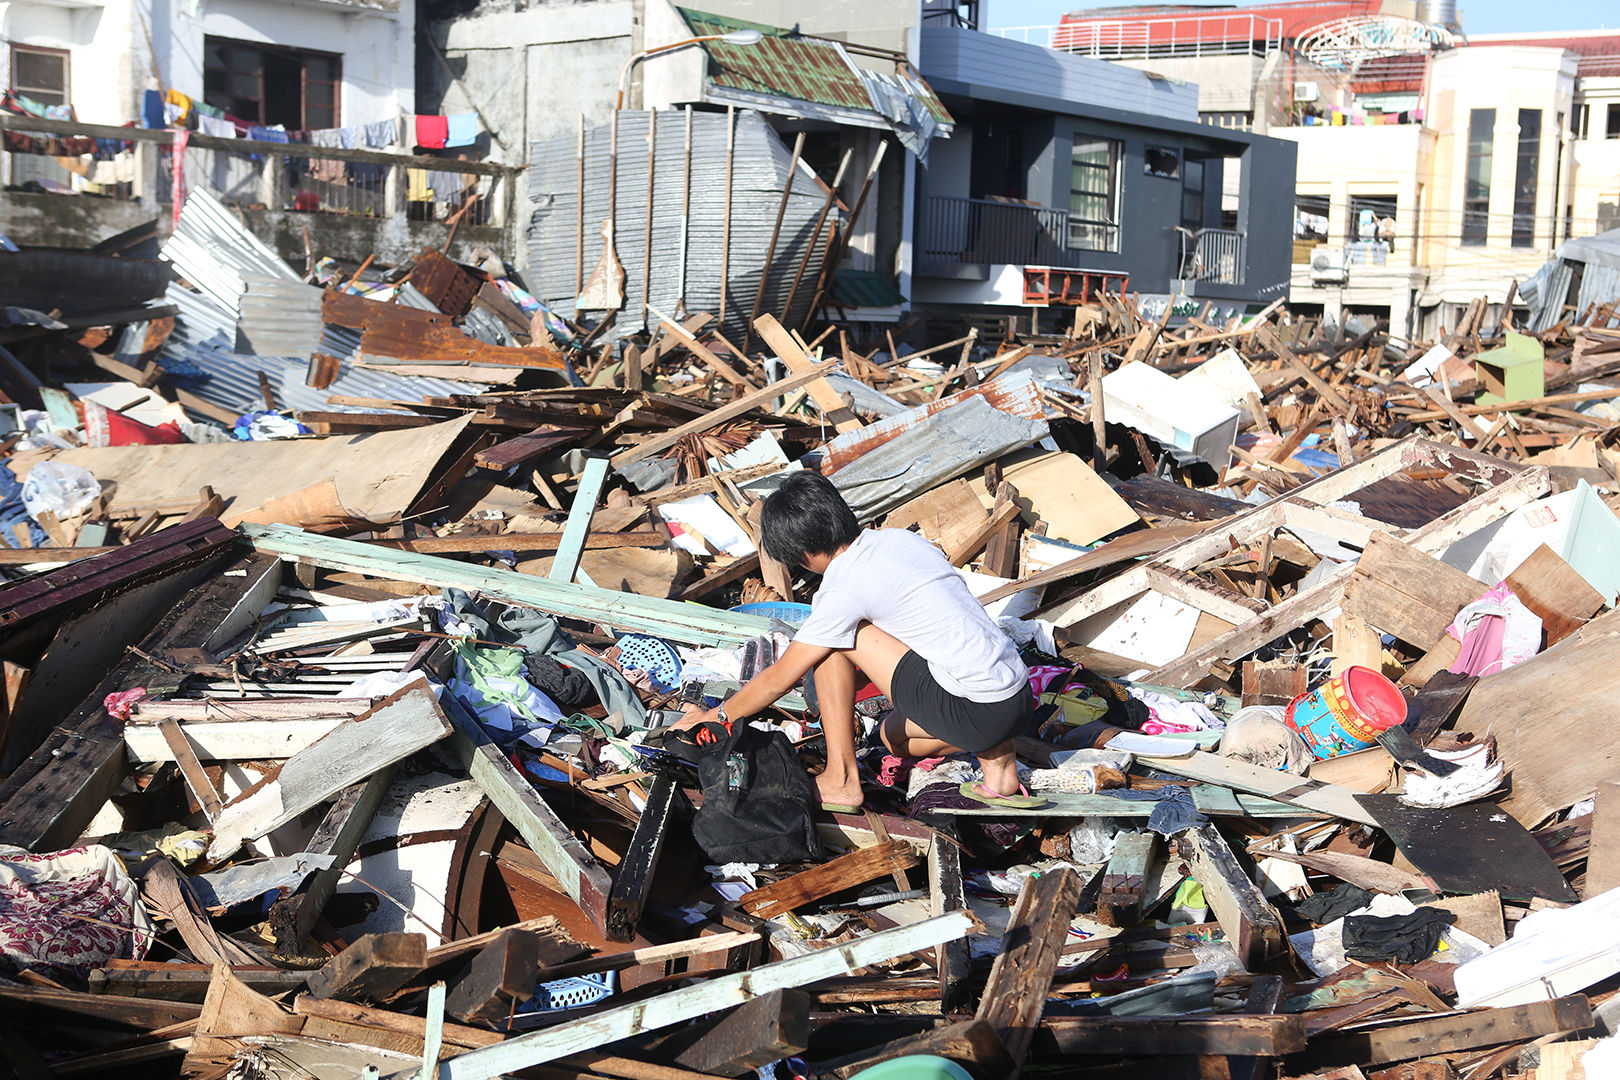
left=691, top=722, right=823, bottom=865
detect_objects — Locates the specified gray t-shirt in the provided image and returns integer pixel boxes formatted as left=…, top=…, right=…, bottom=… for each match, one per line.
left=793, top=528, right=1027, bottom=702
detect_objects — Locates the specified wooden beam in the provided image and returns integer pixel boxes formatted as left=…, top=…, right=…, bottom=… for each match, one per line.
left=551, top=456, right=610, bottom=583
left=307, top=933, right=429, bottom=1004
left=1035, top=1015, right=1306, bottom=1057
left=445, top=929, right=541, bottom=1026
left=975, top=866, right=1082, bottom=1074
left=1341, top=531, right=1488, bottom=646
left=444, top=692, right=615, bottom=937
left=365, top=532, right=668, bottom=554
left=159, top=719, right=222, bottom=822
left=922, top=817, right=973, bottom=1014
left=752, top=315, right=862, bottom=433
left=1097, top=831, right=1155, bottom=928
left=398, top=910, right=977, bottom=1080
left=207, top=684, right=451, bottom=861
left=1258, top=326, right=1350, bottom=414
left=670, top=989, right=810, bottom=1076
left=1182, top=825, right=1287, bottom=971
left=1292, top=994, right=1592, bottom=1071
left=738, top=841, right=921, bottom=920
left=610, top=361, right=837, bottom=467
left=946, top=498, right=1022, bottom=568
left=649, top=307, right=756, bottom=390
left=607, top=771, right=682, bottom=943
left=269, top=765, right=396, bottom=954
left=812, top=1019, right=1016, bottom=1080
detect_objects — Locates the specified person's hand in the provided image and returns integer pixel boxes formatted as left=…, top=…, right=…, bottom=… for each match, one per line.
left=670, top=703, right=718, bottom=732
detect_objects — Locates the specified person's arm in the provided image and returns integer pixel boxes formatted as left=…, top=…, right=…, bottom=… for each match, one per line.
left=674, top=639, right=832, bottom=730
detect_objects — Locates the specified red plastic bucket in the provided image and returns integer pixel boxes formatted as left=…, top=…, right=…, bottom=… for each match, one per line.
left=1282, top=666, right=1408, bottom=759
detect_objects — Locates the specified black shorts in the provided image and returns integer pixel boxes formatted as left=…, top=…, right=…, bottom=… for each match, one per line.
left=889, top=650, right=1032, bottom=755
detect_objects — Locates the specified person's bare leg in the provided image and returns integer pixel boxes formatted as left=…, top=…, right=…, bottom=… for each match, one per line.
left=811, top=651, right=864, bottom=809
left=881, top=715, right=1022, bottom=798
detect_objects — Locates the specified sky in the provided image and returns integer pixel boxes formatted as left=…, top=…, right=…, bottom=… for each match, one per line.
left=986, top=0, right=1617, bottom=34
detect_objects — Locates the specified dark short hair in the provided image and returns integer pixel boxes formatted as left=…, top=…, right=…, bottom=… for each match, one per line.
left=760, top=471, right=860, bottom=567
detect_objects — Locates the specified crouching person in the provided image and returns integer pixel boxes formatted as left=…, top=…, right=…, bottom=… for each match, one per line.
left=675, top=471, right=1043, bottom=810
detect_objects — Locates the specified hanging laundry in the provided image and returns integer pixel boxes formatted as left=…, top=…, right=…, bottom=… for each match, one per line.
left=308, top=157, right=346, bottom=184
left=310, top=128, right=344, bottom=149
left=198, top=114, right=236, bottom=139
left=164, top=88, right=193, bottom=123
left=426, top=169, right=464, bottom=203
left=195, top=101, right=224, bottom=119
left=338, top=126, right=359, bottom=150
left=444, top=113, right=478, bottom=148
left=415, top=114, right=448, bottom=149
left=143, top=89, right=165, bottom=129
left=87, top=154, right=136, bottom=185
left=407, top=168, right=431, bottom=201
left=363, top=118, right=399, bottom=148
left=248, top=124, right=289, bottom=143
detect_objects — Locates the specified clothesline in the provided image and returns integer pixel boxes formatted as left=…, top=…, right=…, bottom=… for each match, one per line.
left=143, top=90, right=481, bottom=150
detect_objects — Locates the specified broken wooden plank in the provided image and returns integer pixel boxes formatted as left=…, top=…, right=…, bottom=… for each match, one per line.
left=207, top=683, right=451, bottom=861
left=738, top=841, right=921, bottom=920
left=670, top=989, right=810, bottom=1076
left=159, top=719, right=222, bottom=822
left=88, top=966, right=308, bottom=1002
left=444, top=687, right=615, bottom=937
left=922, top=816, right=973, bottom=1015
left=551, top=455, right=609, bottom=583
left=1290, top=994, right=1592, bottom=1071
left=754, top=314, right=862, bottom=433
left=306, top=933, right=429, bottom=1004
left=1035, top=1015, right=1307, bottom=1057
left=269, top=765, right=396, bottom=954
left=813, top=1019, right=1016, bottom=1080
left=1181, top=824, right=1288, bottom=970
left=975, top=866, right=1082, bottom=1073
left=607, top=771, right=682, bottom=943
left=445, top=929, right=541, bottom=1026
left=1097, top=831, right=1155, bottom=928
left=1340, top=531, right=1488, bottom=647
left=1141, top=752, right=1376, bottom=825
left=125, top=713, right=353, bottom=763
left=473, top=425, right=593, bottom=471
left=395, top=910, right=977, bottom=1080
left=611, top=361, right=837, bottom=467
left=1504, top=542, right=1606, bottom=645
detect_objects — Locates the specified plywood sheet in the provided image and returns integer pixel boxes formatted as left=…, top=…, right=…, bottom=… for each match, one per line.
left=886, top=478, right=989, bottom=554
left=55, top=417, right=471, bottom=527
left=976, top=449, right=1140, bottom=547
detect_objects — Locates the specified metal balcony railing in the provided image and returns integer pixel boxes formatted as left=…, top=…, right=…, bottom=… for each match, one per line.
left=1180, top=228, right=1245, bottom=285
left=921, top=195, right=1080, bottom=268
left=993, top=13, right=1282, bottom=58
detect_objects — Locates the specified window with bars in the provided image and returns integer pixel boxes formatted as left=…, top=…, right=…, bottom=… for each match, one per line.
left=1069, top=137, right=1120, bottom=252
left=1462, top=108, right=1494, bottom=246
left=10, top=46, right=68, bottom=108
left=203, top=36, right=339, bottom=130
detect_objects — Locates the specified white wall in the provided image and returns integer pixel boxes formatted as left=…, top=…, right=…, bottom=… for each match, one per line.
left=1, top=0, right=140, bottom=124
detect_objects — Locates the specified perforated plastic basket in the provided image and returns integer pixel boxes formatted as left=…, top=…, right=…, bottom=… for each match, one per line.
left=529, top=970, right=614, bottom=1011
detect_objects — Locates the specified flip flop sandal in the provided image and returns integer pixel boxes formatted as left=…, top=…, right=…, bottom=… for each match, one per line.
left=819, top=801, right=864, bottom=814
left=958, top=781, right=1047, bottom=809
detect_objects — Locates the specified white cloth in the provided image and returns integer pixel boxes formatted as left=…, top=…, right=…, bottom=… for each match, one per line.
left=0, top=844, right=154, bottom=979
left=794, top=528, right=1026, bottom=702
left=198, top=114, right=236, bottom=139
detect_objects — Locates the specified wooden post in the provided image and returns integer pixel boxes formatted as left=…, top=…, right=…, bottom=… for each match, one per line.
left=269, top=765, right=396, bottom=954
left=306, top=933, right=428, bottom=1003
left=550, top=456, right=610, bottom=583
left=922, top=816, right=972, bottom=1014
left=678, top=105, right=692, bottom=310
left=670, top=989, right=810, bottom=1076
left=576, top=113, right=586, bottom=297
left=781, top=148, right=853, bottom=328
left=445, top=930, right=541, bottom=1025
left=803, top=140, right=889, bottom=333
left=1090, top=351, right=1108, bottom=475
left=744, top=131, right=806, bottom=354
left=1182, top=824, right=1287, bottom=971
left=641, top=108, right=657, bottom=325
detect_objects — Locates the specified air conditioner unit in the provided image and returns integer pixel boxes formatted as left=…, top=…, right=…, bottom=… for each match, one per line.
left=1310, top=246, right=1349, bottom=285
left=1294, top=81, right=1320, bottom=102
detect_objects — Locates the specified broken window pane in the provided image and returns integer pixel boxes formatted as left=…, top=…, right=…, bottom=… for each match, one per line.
left=1144, top=145, right=1180, bottom=179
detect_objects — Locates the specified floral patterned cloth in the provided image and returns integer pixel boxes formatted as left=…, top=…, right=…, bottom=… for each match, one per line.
left=0, top=844, right=154, bottom=979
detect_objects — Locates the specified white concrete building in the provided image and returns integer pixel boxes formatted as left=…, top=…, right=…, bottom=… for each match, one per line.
left=3, top=0, right=413, bottom=134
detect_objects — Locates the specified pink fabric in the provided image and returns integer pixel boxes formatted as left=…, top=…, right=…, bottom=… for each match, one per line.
left=1028, top=665, right=1071, bottom=698
left=1450, top=613, right=1508, bottom=677
left=876, top=754, right=947, bottom=789
left=103, top=687, right=147, bottom=720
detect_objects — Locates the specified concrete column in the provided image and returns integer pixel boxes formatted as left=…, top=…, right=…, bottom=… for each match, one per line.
left=134, top=139, right=160, bottom=212
left=1324, top=284, right=1344, bottom=329
left=259, top=151, right=286, bottom=210
left=1388, top=281, right=1413, bottom=344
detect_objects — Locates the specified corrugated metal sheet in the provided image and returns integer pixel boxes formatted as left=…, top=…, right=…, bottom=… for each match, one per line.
left=680, top=8, right=876, bottom=113
left=239, top=274, right=325, bottom=357
left=828, top=392, right=1049, bottom=522
left=174, top=349, right=489, bottom=418
left=528, top=109, right=841, bottom=342
left=162, top=188, right=301, bottom=317
left=820, top=371, right=1047, bottom=474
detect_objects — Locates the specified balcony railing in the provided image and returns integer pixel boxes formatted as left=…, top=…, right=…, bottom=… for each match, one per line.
left=993, top=13, right=1282, bottom=58
left=1180, top=228, right=1245, bottom=285
left=921, top=195, right=1081, bottom=268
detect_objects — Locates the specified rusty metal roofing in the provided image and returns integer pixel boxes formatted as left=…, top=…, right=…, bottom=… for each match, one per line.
left=680, top=8, right=876, bottom=113
left=677, top=8, right=953, bottom=127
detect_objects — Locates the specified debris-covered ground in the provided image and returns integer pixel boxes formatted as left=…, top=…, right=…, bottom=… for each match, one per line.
left=3, top=210, right=1620, bottom=1080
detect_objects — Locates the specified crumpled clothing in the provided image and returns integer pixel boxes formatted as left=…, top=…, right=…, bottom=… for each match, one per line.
left=233, top=411, right=309, bottom=440
left=0, top=844, right=154, bottom=979
left=363, top=118, right=399, bottom=148
left=247, top=124, right=289, bottom=143
left=103, top=687, right=148, bottom=720
left=905, top=757, right=976, bottom=800
left=1096, top=784, right=1209, bottom=837
left=1448, top=583, right=1542, bottom=677
left=103, top=825, right=209, bottom=867
left=0, top=461, right=48, bottom=547
left=876, top=754, right=945, bottom=790
left=1342, top=907, right=1455, bottom=964
left=907, top=781, right=1021, bottom=849
left=449, top=642, right=564, bottom=732
left=439, top=589, right=647, bottom=727
left=1293, top=882, right=1374, bottom=924
left=1028, top=664, right=1070, bottom=697
left=523, top=654, right=597, bottom=710
left=1134, top=688, right=1223, bottom=734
